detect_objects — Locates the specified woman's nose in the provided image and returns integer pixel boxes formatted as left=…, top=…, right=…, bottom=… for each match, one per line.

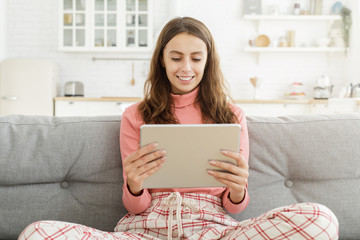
left=180, top=59, right=192, bottom=72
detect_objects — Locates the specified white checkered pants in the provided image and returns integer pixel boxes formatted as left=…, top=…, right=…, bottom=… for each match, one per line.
left=19, top=192, right=338, bottom=240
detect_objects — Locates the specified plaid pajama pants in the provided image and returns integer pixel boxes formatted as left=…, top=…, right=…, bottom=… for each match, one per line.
left=19, top=192, right=339, bottom=240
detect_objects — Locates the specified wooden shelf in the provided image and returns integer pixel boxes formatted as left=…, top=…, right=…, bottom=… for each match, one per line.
left=243, top=14, right=346, bottom=64
left=243, top=15, right=341, bottom=21
left=244, top=47, right=346, bottom=53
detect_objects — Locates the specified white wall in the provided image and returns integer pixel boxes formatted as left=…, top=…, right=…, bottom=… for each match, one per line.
left=345, top=0, right=360, bottom=85
left=0, top=0, right=7, bottom=61
left=3, top=0, right=359, bottom=99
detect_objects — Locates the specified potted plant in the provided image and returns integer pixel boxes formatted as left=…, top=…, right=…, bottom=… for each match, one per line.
left=340, top=6, right=352, bottom=49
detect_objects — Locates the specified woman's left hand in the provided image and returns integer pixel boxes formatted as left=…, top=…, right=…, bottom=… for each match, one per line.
left=207, top=150, right=249, bottom=204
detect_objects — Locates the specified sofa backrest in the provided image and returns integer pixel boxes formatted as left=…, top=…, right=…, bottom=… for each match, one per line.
left=1, top=114, right=360, bottom=239
left=236, top=114, right=360, bottom=240
left=0, top=115, right=125, bottom=240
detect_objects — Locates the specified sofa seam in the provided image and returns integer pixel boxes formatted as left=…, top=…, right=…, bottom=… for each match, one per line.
left=0, top=120, right=121, bottom=127
left=247, top=118, right=360, bottom=125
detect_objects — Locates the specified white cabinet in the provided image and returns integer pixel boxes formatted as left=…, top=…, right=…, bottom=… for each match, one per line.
left=55, top=101, right=89, bottom=116
left=55, top=98, right=360, bottom=117
left=0, top=59, right=57, bottom=116
left=60, top=0, right=153, bottom=52
left=55, top=98, right=135, bottom=116
left=236, top=99, right=360, bottom=116
left=238, top=102, right=309, bottom=116
left=61, top=0, right=88, bottom=49
left=310, top=99, right=358, bottom=114
left=309, top=102, right=329, bottom=114
left=87, top=101, right=126, bottom=115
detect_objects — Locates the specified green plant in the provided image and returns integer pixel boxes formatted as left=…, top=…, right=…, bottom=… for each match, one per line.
left=340, top=6, right=352, bottom=48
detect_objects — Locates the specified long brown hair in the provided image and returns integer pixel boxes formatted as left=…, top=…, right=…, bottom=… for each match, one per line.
left=138, top=17, right=238, bottom=124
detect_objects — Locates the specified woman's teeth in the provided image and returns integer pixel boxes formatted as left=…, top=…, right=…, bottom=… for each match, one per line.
left=178, top=76, right=193, bottom=81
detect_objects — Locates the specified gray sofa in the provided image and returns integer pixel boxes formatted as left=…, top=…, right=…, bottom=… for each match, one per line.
left=1, top=114, right=359, bottom=240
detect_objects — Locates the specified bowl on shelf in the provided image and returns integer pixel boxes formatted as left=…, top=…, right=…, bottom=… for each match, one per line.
left=255, top=35, right=270, bottom=47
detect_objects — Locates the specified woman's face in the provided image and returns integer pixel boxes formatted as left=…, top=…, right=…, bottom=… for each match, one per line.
left=162, top=32, right=208, bottom=95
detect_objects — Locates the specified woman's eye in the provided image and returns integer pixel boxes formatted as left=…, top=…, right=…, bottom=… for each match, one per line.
left=171, top=58, right=181, bottom=62
left=193, top=58, right=201, bottom=62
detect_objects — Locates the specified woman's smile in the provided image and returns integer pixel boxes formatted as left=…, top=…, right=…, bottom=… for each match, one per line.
left=177, top=75, right=194, bottom=82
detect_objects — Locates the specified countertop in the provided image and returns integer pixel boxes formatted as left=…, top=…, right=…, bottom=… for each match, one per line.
left=54, top=96, right=142, bottom=102
left=54, top=97, right=339, bottom=104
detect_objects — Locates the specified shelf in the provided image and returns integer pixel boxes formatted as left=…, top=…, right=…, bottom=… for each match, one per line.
left=243, top=14, right=346, bottom=64
left=243, top=15, right=342, bottom=21
left=244, top=47, right=346, bottom=53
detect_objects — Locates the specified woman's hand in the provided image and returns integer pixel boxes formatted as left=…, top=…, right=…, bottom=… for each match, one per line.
left=207, top=150, right=249, bottom=204
left=123, top=143, right=167, bottom=196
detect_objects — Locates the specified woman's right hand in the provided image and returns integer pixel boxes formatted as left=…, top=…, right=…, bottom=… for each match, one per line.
left=123, top=143, right=167, bottom=196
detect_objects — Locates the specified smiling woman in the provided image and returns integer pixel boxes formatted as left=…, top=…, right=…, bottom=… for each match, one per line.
left=18, top=16, right=339, bottom=240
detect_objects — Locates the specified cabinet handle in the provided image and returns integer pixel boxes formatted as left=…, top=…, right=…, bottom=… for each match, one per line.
left=1, top=96, right=18, bottom=101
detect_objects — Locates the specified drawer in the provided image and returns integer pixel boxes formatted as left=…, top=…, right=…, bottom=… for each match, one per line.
left=55, top=101, right=88, bottom=116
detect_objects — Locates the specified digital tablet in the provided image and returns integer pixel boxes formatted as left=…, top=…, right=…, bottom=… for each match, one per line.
left=140, top=124, right=241, bottom=188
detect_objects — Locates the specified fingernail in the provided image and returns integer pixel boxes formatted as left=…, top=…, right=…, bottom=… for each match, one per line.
left=208, top=170, right=214, bottom=175
left=208, top=160, right=216, bottom=165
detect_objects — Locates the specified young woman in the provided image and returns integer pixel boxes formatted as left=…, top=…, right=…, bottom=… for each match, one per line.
left=19, top=17, right=338, bottom=240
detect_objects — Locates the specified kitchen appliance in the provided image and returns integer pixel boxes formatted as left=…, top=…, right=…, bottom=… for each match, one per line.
left=314, top=75, right=333, bottom=99
left=0, top=58, right=57, bottom=116
left=64, top=81, right=84, bottom=97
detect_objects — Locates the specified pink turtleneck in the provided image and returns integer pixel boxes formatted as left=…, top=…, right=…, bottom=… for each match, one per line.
left=120, top=87, right=249, bottom=214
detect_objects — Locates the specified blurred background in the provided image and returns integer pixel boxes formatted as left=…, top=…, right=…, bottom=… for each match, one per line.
left=0, top=0, right=359, bottom=116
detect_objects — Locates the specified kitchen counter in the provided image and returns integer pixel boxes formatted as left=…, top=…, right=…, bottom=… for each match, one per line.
left=54, top=97, right=360, bottom=116
left=233, top=99, right=330, bottom=104
left=54, top=97, right=142, bottom=102
left=54, top=97, right=336, bottom=104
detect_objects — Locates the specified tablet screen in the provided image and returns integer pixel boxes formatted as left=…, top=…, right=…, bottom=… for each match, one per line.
left=140, top=124, right=241, bottom=188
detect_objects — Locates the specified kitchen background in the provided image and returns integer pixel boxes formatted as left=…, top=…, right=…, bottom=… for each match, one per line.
left=0, top=0, right=360, bottom=115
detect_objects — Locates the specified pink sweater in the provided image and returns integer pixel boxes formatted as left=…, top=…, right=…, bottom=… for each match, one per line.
left=120, top=87, right=249, bottom=214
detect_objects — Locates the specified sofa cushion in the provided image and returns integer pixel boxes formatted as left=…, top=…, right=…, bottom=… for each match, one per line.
left=0, top=115, right=125, bottom=240
left=234, top=114, right=360, bottom=240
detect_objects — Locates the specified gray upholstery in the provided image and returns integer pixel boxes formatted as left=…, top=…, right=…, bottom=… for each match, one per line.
left=0, top=115, right=125, bottom=240
left=236, top=114, right=360, bottom=240
left=1, top=114, right=359, bottom=239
